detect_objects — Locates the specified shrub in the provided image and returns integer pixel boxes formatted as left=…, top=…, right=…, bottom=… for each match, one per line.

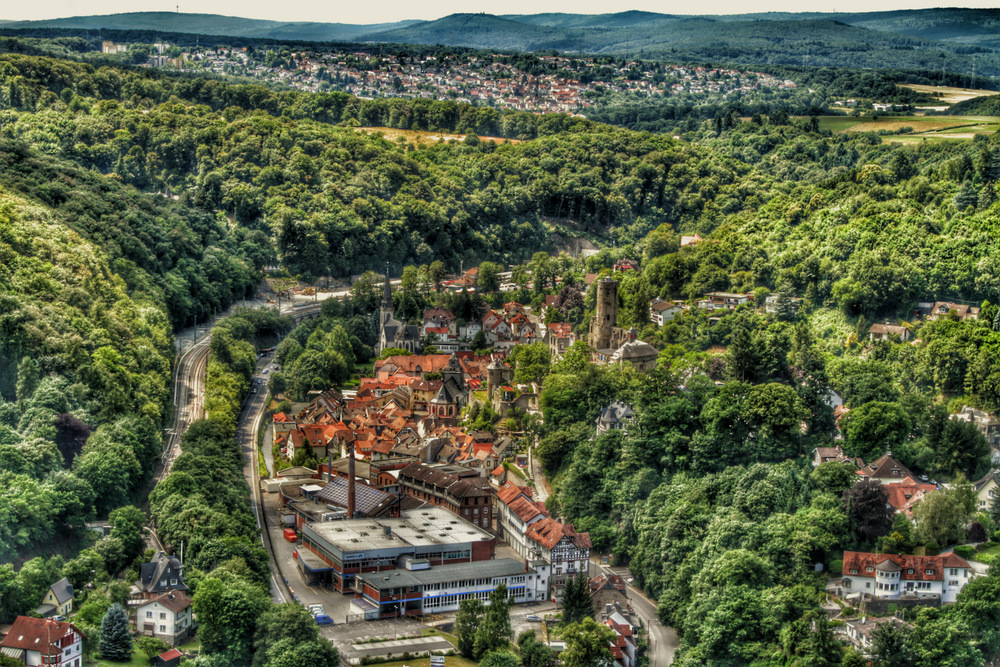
left=830, top=559, right=843, bottom=574
left=954, top=545, right=975, bottom=560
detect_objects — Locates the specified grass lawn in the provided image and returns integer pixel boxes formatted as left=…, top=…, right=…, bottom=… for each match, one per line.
left=92, top=653, right=151, bottom=667
left=177, top=636, right=201, bottom=654
left=423, top=628, right=459, bottom=648
left=973, top=544, right=1000, bottom=560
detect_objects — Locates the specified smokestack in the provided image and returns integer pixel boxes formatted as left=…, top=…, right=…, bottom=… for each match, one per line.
left=327, top=455, right=333, bottom=482
left=347, top=441, right=356, bottom=519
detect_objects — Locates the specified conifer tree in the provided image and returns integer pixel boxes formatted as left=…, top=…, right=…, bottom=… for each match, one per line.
left=99, top=603, right=133, bottom=662
left=561, top=573, right=593, bottom=626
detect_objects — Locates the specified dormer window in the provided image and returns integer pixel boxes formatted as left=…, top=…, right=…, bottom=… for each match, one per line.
left=925, top=569, right=934, bottom=575
left=865, top=566, right=873, bottom=573
left=907, top=568, right=914, bottom=574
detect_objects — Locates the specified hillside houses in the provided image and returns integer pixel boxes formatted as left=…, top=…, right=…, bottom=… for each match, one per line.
left=155, top=43, right=792, bottom=117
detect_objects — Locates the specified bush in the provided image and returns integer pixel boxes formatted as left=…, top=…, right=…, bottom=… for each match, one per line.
left=830, top=559, right=843, bottom=574
left=976, top=541, right=999, bottom=551
left=954, top=545, right=975, bottom=560
left=924, top=543, right=940, bottom=556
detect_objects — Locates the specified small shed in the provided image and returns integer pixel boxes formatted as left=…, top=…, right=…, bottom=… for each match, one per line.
left=153, top=648, right=183, bottom=667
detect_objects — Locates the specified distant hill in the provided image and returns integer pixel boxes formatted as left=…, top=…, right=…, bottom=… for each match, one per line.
left=3, top=9, right=1000, bottom=77
left=0, top=11, right=418, bottom=42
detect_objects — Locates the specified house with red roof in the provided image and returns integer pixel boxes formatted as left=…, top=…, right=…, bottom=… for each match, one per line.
left=839, top=551, right=972, bottom=603
left=884, top=477, right=938, bottom=520
left=496, top=482, right=549, bottom=558
left=134, top=591, right=194, bottom=645
left=0, top=617, right=84, bottom=667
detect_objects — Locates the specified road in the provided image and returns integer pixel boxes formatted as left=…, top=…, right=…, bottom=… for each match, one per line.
left=238, top=357, right=289, bottom=604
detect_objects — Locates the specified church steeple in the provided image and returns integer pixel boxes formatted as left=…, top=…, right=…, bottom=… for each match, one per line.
left=382, top=262, right=392, bottom=310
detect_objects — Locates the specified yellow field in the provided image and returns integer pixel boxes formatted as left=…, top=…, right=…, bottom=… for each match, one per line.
left=356, top=126, right=520, bottom=145
left=899, top=83, right=998, bottom=106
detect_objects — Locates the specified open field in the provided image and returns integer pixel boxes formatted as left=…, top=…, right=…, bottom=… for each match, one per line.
left=899, top=83, right=999, bottom=106
left=356, top=127, right=520, bottom=145
left=817, top=115, right=1000, bottom=143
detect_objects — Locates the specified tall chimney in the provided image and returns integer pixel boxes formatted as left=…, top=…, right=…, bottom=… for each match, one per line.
left=327, top=455, right=333, bottom=482
left=347, top=441, right=356, bottom=519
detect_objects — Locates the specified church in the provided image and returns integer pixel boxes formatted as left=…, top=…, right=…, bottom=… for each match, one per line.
left=376, top=270, right=422, bottom=355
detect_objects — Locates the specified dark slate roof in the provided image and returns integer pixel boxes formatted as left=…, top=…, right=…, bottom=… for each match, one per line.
left=137, top=553, right=188, bottom=594
left=316, top=477, right=395, bottom=517
left=49, top=578, right=73, bottom=605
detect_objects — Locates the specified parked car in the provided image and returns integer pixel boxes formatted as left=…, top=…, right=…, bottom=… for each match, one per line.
left=283, top=528, right=297, bottom=542
left=308, top=604, right=324, bottom=615
left=526, top=615, right=542, bottom=622
left=313, top=614, right=334, bottom=625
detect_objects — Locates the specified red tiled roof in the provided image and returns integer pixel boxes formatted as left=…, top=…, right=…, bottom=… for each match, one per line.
left=375, top=355, right=454, bottom=375
left=884, top=479, right=937, bottom=510
left=842, top=551, right=969, bottom=582
left=525, top=518, right=591, bottom=550
left=497, top=482, right=532, bottom=504
left=140, top=591, right=192, bottom=614
left=1, top=617, right=83, bottom=657
left=547, top=323, right=573, bottom=337
left=157, top=648, right=183, bottom=662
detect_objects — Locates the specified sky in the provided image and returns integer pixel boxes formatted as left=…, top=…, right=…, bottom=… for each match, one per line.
left=2, top=0, right=998, bottom=24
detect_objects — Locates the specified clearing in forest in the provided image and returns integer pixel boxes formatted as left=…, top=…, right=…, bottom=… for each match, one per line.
left=355, top=126, right=521, bottom=145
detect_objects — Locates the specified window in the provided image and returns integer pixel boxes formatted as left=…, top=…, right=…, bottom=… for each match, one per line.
left=925, top=569, right=935, bottom=575
left=159, top=625, right=166, bottom=633
left=849, top=569, right=858, bottom=575
left=949, top=568, right=958, bottom=576
left=950, top=580, right=959, bottom=586
left=160, top=613, right=166, bottom=619
left=170, top=579, right=177, bottom=586
left=146, top=611, right=152, bottom=618
left=907, top=568, right=914, bottom=574
left=865, top=566, right=873, bottom=572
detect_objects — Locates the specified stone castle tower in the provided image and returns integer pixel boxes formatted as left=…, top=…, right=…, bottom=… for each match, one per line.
left=588, top=277, right=619, bottom=351
left=486, top=357, right=513, bottom=400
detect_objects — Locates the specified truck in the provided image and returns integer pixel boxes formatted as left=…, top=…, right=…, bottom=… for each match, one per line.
left=283, top=528, right=297, bottom=543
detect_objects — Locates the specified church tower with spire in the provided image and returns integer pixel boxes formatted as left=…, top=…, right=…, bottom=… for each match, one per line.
left=380, top=263, right=394, bottom=329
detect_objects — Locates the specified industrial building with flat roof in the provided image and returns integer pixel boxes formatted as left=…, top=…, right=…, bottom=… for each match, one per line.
left=299, top=507, right=496, bottom=592
left=354, top=558, right=550, bottom=618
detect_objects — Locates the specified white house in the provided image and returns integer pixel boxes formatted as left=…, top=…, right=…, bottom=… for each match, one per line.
left=496, top=482, right=548, bottom=559
left=974, top=472, right=1000, bottom=512
left=134, top=591, right=194, bottom=646
left=0, top=617, right=84, bottom=667
left=840, top=551, right=972, bottom=604
left=649, top=298, right=683, bottom=326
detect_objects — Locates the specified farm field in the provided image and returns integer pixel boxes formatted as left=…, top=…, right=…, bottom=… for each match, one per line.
left=817, top=115, right=1000, bottom=143
left=898, top=83, right=999, bottom=106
